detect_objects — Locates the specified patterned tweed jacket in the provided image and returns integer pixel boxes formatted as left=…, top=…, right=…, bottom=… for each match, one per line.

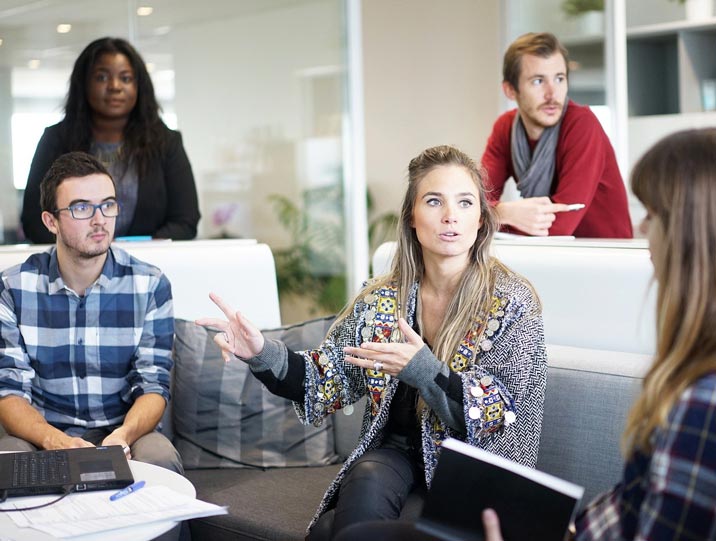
left=253, top=265, right=547, bottom=529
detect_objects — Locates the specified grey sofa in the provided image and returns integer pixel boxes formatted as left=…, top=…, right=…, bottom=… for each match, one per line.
left=0, top=317, right=651, bottom=540
left=172, top=317, right=651, bottom=541
left=0, top=240, right=655, bottom=540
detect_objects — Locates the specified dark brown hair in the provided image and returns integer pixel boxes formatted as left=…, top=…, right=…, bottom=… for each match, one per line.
left=40, top=151, right=114, bottom=213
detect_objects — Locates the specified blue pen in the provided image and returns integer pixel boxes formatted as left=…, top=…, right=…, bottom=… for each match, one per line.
left=110, top=480, right=146, bottom=501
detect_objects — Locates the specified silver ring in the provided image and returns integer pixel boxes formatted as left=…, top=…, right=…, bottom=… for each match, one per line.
left=222, top=331, right=229, bottom=343
left=373, top=361, right=383, bottom=372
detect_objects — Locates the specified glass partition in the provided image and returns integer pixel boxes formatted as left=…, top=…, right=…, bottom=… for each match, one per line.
left=0, top=0, right=354, bottom=322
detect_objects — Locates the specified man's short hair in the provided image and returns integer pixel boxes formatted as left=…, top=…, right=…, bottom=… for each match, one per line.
left=503, top=32, right=570, bottom=91
left=40, top=152, right=115, bottom=213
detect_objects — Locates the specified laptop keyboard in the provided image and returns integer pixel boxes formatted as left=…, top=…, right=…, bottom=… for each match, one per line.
left=12, top=450, right=71, bottom=487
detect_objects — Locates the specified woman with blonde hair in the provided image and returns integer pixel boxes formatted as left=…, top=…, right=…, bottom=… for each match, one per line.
left=197, top=145, right=547, bottom=540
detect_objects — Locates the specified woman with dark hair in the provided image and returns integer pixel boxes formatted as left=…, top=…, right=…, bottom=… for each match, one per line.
left=197, top=145, right=547, bottom=540
left=21, top=37, right=200, bottom=243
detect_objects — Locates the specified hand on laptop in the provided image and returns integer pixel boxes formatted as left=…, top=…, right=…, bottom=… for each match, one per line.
left=44, top=432, right=94, bottom=450
left=102, top=433, right=132, bottom=459
left=65, top=437, right=95, bottom=449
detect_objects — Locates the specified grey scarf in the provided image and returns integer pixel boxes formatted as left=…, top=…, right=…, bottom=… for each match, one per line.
left=510, top=102, right=568, bottom=198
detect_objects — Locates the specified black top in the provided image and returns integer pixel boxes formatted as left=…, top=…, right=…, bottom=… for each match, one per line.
left=21, top=121, right=201, bottom=243
left=385, top=381, right=422, bottom=457
left=384, top=320, right=427, bottom=458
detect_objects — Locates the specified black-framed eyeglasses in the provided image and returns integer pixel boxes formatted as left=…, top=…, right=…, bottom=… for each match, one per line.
left=54, top=201, right=121, bottom=220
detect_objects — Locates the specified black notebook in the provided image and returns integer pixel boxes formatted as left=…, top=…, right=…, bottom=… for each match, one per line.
left=417, top=438, right=584, bottom=541
left=0, top=445, right=134, bottom=498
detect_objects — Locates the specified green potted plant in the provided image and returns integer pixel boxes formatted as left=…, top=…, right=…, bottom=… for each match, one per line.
left=269, top=185, right=397, bottom=320
left=561, top=0, right=604, bottom=35
left=561, top=0, right=604, bottom=17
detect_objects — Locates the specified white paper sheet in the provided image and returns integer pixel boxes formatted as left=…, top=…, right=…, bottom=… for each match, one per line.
left=1, top=485, right=227, bottom=538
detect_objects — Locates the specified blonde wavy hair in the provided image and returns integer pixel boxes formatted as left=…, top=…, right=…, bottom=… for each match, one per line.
left=624, top=128, right=716, bottom=455
left=334, top=145, right=503, bottom=368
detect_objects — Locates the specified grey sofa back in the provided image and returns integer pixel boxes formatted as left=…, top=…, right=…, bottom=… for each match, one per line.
left=0, top=319, right=652, bottom=515
left=538, top=345, right=651, bottom=505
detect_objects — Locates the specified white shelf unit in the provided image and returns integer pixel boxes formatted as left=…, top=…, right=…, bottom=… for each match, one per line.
left=627, top=18, right=716, bottom=116
left=562, top=38, right=606, bottom=105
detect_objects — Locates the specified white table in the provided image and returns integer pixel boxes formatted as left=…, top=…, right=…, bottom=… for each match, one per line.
left=0, top=460, right=195, bottom=541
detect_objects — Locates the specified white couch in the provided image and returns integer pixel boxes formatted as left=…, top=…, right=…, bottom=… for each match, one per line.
left=0, top=239, right=282, bottom=329
left=372, top=238, right=657, bottom=356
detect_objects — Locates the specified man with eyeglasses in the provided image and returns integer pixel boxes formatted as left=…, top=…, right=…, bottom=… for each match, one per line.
left=0, top=152, right=182, bottom=474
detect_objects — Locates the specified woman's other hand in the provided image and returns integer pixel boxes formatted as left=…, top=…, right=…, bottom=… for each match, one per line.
left=482, top=508, right=504, bottom=541
left=343, top=318, right=425, bottom=376
left=195, top=292, right=265, bottom=362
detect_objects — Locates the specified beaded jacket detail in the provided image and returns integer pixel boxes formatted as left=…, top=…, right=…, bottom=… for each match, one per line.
left=294, top=266, right=547, bottom=529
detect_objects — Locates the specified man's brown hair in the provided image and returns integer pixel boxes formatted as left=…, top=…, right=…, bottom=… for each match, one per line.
left=503, top=32, right=570, bottom=91
left=40, top=151, right=114, bottom=213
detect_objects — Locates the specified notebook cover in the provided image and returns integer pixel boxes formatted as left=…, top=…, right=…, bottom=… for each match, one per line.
left=417, top=438, right=584, bottom=541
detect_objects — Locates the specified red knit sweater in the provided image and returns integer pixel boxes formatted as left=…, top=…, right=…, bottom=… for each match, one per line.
left=481, top=101, right=633, bottom=238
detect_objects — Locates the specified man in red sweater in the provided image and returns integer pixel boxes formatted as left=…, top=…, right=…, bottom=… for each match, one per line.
left=481, top=32, right=632, bottom=238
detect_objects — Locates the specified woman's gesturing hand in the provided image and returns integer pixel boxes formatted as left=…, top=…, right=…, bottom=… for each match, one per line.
left=195, top=292, right=265, bottom=363
left=343, top=318, right=425, bottom=376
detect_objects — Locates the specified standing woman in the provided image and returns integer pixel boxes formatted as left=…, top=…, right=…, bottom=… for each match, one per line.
left=197, top=145, right=547, bottom=540
left=21, top=37, right=200, bottom=243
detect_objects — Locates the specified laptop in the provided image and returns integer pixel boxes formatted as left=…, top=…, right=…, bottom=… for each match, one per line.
left=416, top=438, right=583, bottom=541
left=0, top=445, right=134, bottom=498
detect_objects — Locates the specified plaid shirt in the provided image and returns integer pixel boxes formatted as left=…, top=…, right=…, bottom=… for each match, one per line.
left=576, top=373, right=716, bottom=540
left=0, top=246, right=173, bottom=435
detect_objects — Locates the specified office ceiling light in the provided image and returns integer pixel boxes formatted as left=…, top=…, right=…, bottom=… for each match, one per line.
left=56, top=23, right=72, bottom=33
left=0, top=38, right=3, bottom=47
left=28, top=59, right=41, bottom=69
left=137, top=6, right=153, bottom=16
left=146, top=62, right=155, bottom=73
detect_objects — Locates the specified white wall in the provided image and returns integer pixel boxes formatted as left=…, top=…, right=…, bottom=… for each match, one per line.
left=361, top=0, right=502, bottom=221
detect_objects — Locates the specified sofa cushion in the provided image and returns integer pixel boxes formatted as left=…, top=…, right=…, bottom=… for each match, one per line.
left=186, top=465, right=342, bottom=541
left=172, top=317, right=339, bottom=469
left=538, top=345, right=651, bottom=506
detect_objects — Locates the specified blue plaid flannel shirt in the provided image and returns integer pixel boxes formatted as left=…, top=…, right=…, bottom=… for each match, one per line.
left=0, top=246, right=174, bottom=435
left=576, top=373, right=716, bottom=540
